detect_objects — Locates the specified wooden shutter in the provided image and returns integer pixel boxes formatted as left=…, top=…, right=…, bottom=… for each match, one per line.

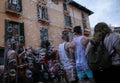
left=18, top=0, right=22, bottom=12
left=45, top=8, right=48, bottom=20
left=37, top=4, right=39, bottom=17
left=19, top=22, right=25, bottom=45
left=63, top=3, right=67, bottom=11
left=68, top=16, right=72, bottom=27
left=37, top=4, right=42, bottom=19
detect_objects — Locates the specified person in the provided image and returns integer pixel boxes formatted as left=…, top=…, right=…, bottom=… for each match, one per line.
left=86, top=22, right=120, bottom=83
left=71, top=26, right=95, bottom=83
left=57, top=31, right=76, bottom=83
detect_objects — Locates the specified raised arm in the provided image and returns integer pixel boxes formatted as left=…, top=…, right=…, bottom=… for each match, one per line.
left=81, top=36, right=92, bottom=48
left=85, top=42, right=92, bottom=56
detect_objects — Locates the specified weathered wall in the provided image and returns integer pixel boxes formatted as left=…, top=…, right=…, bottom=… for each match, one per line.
left=0, top=0, right=91, bottom=49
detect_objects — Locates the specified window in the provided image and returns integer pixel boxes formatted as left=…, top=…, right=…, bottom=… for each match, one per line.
left=51, top=0, right=58, bottom=4
left=9, top=0, right=17, bottom=5
left=63, top=2, right=70, bottom=15
left=5, top=19, right=25, bottom=45
left=40, top=27, right=48, bottom=41
left=82, top=12, right=87, bottom=29
left=63, top=3, right=67, bottom=11
left=37, top=5, right=48, bottom=21
left=40, top=27, right=49, bottom=47
left=12, top=0, right=18, bottom=5
left=81, top=12, right=85, bottom=19
left=7, top=0, right=22, bottom=12
left=64, top=14, right=72, bottom=27
left=83, top=22, right=87, bottom=29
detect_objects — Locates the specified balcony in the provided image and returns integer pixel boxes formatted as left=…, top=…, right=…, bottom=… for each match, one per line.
left=38, top=16, right=50, bottom=25
left=5, top=1, right=22, bottom=14
left=37, top=0, right=47, bottom=5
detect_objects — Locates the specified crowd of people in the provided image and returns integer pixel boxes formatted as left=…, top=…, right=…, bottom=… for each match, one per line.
left=1, top=22, right=120, bottom=83
left=57, top=22, right=120, bottom=83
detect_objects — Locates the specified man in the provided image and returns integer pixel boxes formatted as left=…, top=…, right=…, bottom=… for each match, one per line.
left=71, top=26, right=95, bottom=83
left=57, top=31, right=76, bottom=83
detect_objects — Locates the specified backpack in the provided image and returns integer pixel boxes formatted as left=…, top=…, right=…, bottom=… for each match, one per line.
left=87, top=40, right=112, bottom=71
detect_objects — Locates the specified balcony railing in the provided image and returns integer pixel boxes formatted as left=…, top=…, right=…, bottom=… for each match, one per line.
left=37, top=0, right=47, bottom=5
left=5, top=1, right=21, bottom=14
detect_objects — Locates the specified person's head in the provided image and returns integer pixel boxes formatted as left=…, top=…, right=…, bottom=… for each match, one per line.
left=93, top=22, right=112, bottom=42
left=73, top=26, right=82, bottom=35
left=61, top=31, right=69, bottom=42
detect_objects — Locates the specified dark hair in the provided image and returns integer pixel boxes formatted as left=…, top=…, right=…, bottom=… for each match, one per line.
left=93, top=22, right=112, bottom=42
left=61, top=31, right=69, bottom=41
left=73, top=26, right=82, bottom=35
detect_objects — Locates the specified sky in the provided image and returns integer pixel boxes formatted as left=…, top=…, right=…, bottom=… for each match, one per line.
left=74, top=0, right=120, bottom=28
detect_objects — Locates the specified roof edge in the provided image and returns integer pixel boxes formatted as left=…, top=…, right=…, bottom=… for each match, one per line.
left=69, top=0, right=94, bottom=15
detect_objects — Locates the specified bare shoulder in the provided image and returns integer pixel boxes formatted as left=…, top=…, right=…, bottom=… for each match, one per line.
left=70, top=41, right=75, bottom=48
left=65, top=42, right=71, bottom=49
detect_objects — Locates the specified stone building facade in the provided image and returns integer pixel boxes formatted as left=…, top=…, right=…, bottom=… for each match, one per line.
left=0, top=0, right=93, bottom=62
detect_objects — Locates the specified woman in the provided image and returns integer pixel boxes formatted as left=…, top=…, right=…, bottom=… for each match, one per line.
left=86, top=22, right=120, bottom=83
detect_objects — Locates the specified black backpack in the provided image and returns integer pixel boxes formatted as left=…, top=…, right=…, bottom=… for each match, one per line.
left=87, top=40, right=112, bottom=71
